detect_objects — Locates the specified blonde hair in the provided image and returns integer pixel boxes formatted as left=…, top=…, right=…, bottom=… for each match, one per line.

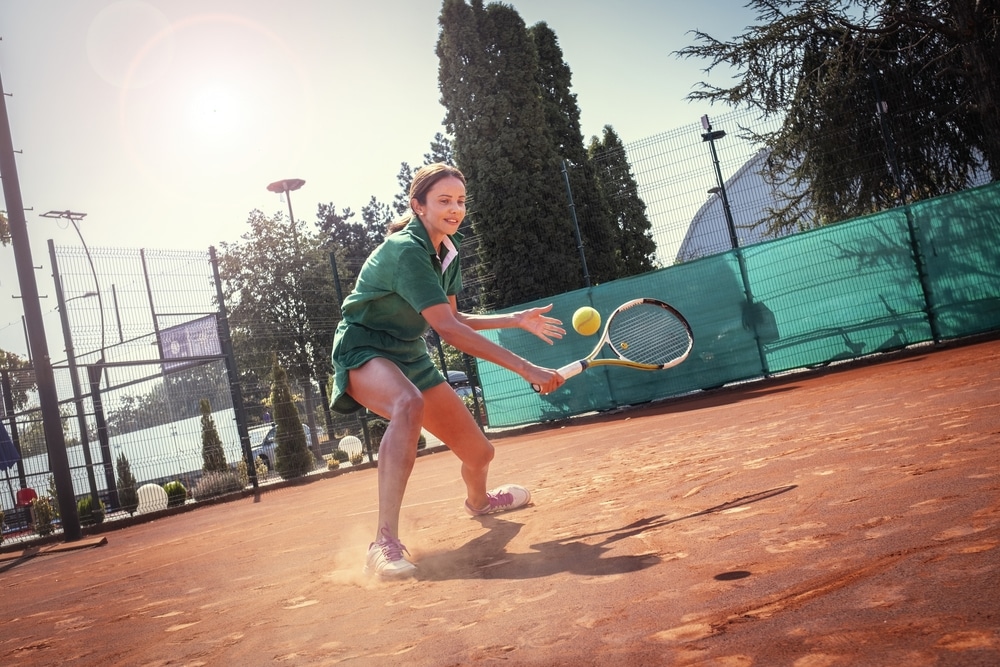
left=387, top=163, right=466, bottom=234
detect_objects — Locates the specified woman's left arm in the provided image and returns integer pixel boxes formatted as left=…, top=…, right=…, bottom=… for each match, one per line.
left=452, top=299, right=565, bottom=345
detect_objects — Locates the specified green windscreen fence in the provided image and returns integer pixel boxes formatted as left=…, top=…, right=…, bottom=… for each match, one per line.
left=479, top=182, right=1000, bottom=428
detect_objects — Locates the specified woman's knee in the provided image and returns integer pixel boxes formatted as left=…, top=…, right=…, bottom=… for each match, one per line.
left=391, top=388, right=425, bottom=426
left=463, top=439, right=495, bottom=470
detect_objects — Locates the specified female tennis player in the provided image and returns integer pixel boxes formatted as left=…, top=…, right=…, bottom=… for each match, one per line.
left=330, top=163, right=566, bottom=579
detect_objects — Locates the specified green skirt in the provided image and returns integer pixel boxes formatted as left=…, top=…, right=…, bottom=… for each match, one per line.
left=329, top=321, right=446, bottom=413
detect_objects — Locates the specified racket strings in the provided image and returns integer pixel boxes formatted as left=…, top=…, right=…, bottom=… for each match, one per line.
left=607, top=303, right=691, bottom=365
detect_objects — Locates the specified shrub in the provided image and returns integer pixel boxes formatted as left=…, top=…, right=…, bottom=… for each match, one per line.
left=199, top=398, right=228, bottom=473
left=367, top=418, right=389, bottom=447
left=163, top=480, right=187, bottom=508
left=331, top=448, right=350, bottom=463
left=77, top=495, right=106, bottom=526
left=46, top=475, right=60, bottom=518
left=323, top=455, right=340, bottom=471
left=366, top=418, right=427, bottom=451
left=192, top=470, right=243, bottom=501
left=32, top=496, right=55, bottom=536
left=270, top=357, right=314, bottom=479
left=350, top=452, right=365, bottom=466
left=116, top=452, right=140, bottom=515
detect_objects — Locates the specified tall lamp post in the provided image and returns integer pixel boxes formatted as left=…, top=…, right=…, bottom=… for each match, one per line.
left=700, top=115, right=739, bottom=250
left=266, top=178, right=320, bottom=454
left=267, top=178, right=305, bottom=253
left=40, top=210, right=106, bottom=369
left=699, top=115, right=770, bottom=377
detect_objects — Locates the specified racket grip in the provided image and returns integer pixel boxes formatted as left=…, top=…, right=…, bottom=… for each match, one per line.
left=531, top=360, right=588, bottom=393
left=557, top=360, right=588, bottom=379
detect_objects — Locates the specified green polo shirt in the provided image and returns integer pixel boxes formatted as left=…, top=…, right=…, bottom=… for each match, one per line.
left=329, top=217, right=463, bottom=413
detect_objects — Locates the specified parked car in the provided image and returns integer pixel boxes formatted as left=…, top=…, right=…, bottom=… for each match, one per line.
left=447, top=370, right=487, bottom=425
left=249, top=423, right=313, bottom=470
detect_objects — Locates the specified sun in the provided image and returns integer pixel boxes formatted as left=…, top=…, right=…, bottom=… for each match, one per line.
left=186, top=85, right=239, bottom=137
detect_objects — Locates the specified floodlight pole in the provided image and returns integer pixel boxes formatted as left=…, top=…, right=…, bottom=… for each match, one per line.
left=267, top=178, right=305, bottom=254
left=700, top=115, right=771, bottom=378
left=40, top=209, right=107, bottom=378
left=0, top=66, right=82, bottom=540
left=701, top=115, right=739, bottom=250
left=266, top=178, right=320, bottom=456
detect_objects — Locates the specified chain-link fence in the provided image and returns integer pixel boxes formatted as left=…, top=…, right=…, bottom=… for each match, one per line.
left=4, top=45, right=998, bottom=545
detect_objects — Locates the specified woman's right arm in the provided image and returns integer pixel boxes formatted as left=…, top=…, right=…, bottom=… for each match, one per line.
left=422, top=302, right=564, bottom=394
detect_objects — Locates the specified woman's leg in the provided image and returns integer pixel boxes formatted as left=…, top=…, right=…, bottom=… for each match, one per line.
left=346, top=358, right=424, bottom=543
left=419, top=382, right=496, bottom=510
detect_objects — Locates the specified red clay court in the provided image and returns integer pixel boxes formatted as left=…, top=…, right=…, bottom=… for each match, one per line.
left=2, top=338, right=998, bottom=666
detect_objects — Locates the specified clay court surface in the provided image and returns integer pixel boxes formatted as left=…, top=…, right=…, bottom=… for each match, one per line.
left=1, top=338, right=998, bottom=666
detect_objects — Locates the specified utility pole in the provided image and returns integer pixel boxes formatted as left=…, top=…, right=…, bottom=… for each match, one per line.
left=0, top=67, right=81, bottom=540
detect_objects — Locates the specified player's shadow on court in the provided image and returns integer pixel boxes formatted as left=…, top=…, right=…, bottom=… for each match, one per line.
left=416, top=485, right=796, bottom=581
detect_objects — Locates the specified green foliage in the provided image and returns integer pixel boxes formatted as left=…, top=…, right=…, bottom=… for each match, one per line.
left=104, top=365, right=233, bottom=436
left=46, top=475, right=60, bottom=518
left=270, top=357, right=315, bottom=479
left=199, top=398, right=228, bottom=472
left=77, top=495, right=106, bottom=526
left=675, top=0, right=1000, bottom=230
left=331, top=448, right=350, bottom=463
left=589, top=126, right=657, bottom=276
left=350, top=452, right=365, bottom=466
left=0, top=348, right=35, bottom=412
left=366, top=417, right=428, bottom=452
left=530, top=22, right=621, bottom=285
left=192, top=470, right=244, bottom=501
left=218, top=210, right=339, bottom=409
left=238, top=456, right=268, bottom=487
left=163, top=480, right=187, bottom=508
left=437, top=0, right=584, bottom=308
left=116, top=452, right=140, bottom=515
left=31, top=496, right=55, bottom=536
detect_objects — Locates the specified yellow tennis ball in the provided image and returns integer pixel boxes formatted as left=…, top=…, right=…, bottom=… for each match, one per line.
left=572, top=306, right=601, bottom=336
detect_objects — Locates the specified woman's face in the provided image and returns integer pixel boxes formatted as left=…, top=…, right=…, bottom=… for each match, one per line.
left=413, top=175, right=466, bottom=241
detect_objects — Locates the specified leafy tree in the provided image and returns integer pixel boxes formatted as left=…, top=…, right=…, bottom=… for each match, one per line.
left=589, top=126, right=657, bottom=275
left=530, top=21, right=620, bottom=284
left=220, top=209, right=339, bottom=439
left=424, top=132, right=455, bottom=167
left=270, top=356, right=313, bottom=479
left=116, top=452, right=139, bottom=515
left=438, top=0, right=583, bottom=308
left=316, top=202, right=384, bottom=297
left=199, top=398, right=227, bottom=473
left=0, top=349, right=35, bottom=411
left=676, top=0, right=999, bottom=230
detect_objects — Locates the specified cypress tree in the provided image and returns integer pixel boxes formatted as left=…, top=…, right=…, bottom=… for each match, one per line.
left=115, top=452, right=139, bottom=515
left=438, top=0, right=582, bottom=308
left=270, top=356, right=314, bottom=479
left=199, top=398, right=227, bottom=473
left=530, top=21, right=620, bottom=284
left=589, top=126, right=657, bottom=275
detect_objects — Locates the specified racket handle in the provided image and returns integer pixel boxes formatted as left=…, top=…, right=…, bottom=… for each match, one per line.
left=531, top=360, right=588, bottom=393
left=557, top=360, right=588, bottom=379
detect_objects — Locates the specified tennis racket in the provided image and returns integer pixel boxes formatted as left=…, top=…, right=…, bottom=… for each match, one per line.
left=533, top=298, right=693, bottom=392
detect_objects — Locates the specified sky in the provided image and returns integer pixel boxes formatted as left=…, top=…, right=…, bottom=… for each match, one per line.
left=0, top=0, right=759, bottom=356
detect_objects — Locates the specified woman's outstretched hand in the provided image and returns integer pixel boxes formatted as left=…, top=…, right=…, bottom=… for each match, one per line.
left=517, top=304, right=565, bottom=345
